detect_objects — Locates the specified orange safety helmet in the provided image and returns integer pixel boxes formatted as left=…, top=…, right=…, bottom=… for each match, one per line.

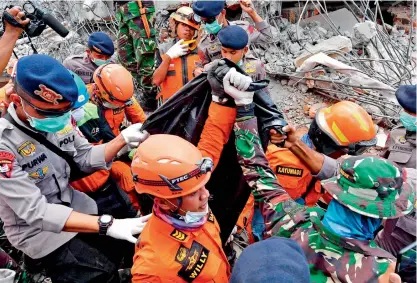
left=315, top=101, right=376, bottom=146
left=171, top=6, right=200, bottom=31
left=132, top=134, right=213, bottom=199
left=93, top=63, right=134, bottom=107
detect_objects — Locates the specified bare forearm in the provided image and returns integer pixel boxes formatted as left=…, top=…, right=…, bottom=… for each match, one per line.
left=0, top=31, right=20, bottom=72
left=104, top=135, right=126, bottom=163
left=248, top=10, right=262, bottom=23
left=63, top=211, right=99, bottom=233
left=288, top=139, right=325, bottom=174
left=152, top=55, right=171, bottom=86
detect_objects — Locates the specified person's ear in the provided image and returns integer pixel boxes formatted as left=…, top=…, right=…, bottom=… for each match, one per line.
left=243, top=46, right=249, bottom=54
left=10, top=93, right=21, bottom=106
left=155, top=198, right=172, bottom=211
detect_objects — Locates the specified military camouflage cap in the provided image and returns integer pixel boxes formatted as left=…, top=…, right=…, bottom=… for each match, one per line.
left=322, top=155, right=415, bottom=219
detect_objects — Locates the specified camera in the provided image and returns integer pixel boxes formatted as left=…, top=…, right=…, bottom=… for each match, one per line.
left=2, top=2, right=69, bottom=38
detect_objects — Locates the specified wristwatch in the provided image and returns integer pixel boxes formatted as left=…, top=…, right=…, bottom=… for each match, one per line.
left=98, top=214, right=114, bottom=236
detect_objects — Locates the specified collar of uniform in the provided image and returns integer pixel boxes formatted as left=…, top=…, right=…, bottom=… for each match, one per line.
left=7, top=102, right=39, bottom=133
left=83, top=52, right=92, bottom=63
left=310, top=214, right=395, bottom=259
left=152, top=211, right=192, bottom=243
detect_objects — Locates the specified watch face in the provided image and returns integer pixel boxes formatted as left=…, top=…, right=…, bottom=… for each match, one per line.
left=100, top=215, right=112, bottom=224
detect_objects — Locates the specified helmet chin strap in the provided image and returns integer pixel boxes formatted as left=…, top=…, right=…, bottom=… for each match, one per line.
left=165, top=197, right=184, bottom=215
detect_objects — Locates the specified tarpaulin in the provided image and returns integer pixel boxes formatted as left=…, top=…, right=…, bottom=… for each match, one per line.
left=141, top=61, right=285, bottom=243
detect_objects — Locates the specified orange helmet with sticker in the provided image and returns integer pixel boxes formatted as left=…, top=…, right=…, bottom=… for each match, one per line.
left=132, top=134, right=213, bottom=199
left=93, top=63, right=133, bottom=107
left=315, top=101, right=376, bottom=146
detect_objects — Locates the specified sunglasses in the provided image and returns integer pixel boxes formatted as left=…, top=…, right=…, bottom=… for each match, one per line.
left=194, top=14, right=216, bottom=24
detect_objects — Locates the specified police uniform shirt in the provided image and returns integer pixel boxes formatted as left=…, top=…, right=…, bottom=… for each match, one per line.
left=63, top=52, right=99, bottom=84
left=0, top=103, right=111, bottom=259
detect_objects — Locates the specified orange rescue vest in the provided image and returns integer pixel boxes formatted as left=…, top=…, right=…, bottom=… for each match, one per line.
left=132, top=211, right=230, bottom=283
left=266, top=145, right=323, bottom=207
left=158, top=53, right=200, bottom=102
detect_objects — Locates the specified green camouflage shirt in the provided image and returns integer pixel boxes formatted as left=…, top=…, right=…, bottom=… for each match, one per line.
left=234, top=117, right=395, bottom=283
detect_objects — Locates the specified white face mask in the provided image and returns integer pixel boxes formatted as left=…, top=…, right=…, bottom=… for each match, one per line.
left=72, top=107, right=85, bottom=122
left=183, top=205, right=209, bottom=224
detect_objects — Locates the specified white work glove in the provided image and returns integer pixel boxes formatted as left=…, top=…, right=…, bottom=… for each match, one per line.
left=226, top=226, right=238, bottom=244
left=166, top=39, right=188, bottom=59
left=223, top=68, right=254, bottom=106
left=121, top=123, right=149, bottom=148
left=107, top=214, right=152, bottom=244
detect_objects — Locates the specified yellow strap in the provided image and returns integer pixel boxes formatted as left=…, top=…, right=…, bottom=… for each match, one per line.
left=137, top=0, right=151, bottom=39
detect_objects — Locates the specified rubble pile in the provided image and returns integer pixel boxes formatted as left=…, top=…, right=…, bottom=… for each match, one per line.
left=251, top=1, right=416, bottom=128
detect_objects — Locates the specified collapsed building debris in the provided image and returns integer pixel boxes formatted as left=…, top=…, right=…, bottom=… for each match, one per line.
left=251, top=0, right=416, bottom=127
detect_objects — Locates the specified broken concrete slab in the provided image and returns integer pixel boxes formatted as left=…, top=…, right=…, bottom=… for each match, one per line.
left=295, top=36, right=352, bottom=67
left=352, top=21, right=377, bottom=47
left=300, top=8, right=358, bottom=35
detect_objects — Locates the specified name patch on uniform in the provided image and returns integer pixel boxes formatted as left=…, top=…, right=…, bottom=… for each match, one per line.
left=0, top=151, right=14, bottom=178
left=207, top=211, right=214, bottom=223
left=29, top=166, right=48, bottom=179
left=17, top=141, right=36, bottom=157
left=57, top=125, right=73, bottom=135
left=59, top=135, right=75, bottom=147
left=170, top=229, right=188, bottom=241
left=275, top=166, right=303, bottom=177
left=392, top=144, right=414, bottom=153
left=34, top=84, right=63, bottom=105
left=22, top=153, right=48, bottom=171
left=176, top=241, right=210, bottom=282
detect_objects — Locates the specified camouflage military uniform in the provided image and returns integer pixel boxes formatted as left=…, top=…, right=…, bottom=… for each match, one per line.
left=233, top=116, right=415, bottom=282
left=198, top=20, right=273, bottom=66
left=116, top=1, right=157, bottom=109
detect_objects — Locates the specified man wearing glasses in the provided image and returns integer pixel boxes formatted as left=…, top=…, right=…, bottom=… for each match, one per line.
left=0, top=54, right=150, bottom=282
left=192, top=0, right=273, bottom=66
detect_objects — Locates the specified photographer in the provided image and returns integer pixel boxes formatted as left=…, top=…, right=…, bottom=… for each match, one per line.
left=0, top=7, right=29, bottom=72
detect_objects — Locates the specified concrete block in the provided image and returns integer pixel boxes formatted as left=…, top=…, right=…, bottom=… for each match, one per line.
left=300, top=8, right=358, bottom=34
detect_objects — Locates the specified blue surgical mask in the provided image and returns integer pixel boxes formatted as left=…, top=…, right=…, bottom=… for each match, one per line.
left=183, top=205, right=209, bottom=224
left=204, top=19, right=222, bottom=34
left=23, top=105, right=71, bottom=133
left=92, top=58, right=111, bottom=66
left=400, top=111, right=417, bottom=132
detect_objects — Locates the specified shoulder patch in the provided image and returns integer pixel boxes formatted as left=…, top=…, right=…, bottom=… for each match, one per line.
left=170, top=229, right=188, bottom=242
left=275, top=165, right=303, bottom=177
left=29, top=166, right=48, bottom=179
left=17, top=141, right=36, bottom=157
left=207, top=211, right=215, bottom=223
left=0, top=151, right=14, bottom=178
left=177, top=241, right=210, bottom=282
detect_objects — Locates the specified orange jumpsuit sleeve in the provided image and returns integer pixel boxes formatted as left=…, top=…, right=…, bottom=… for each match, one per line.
left=125, top=97, right=147, bottom=124
left=197, top=102, right=236, bottom=169
left=132, top=274, right=163, bottom=283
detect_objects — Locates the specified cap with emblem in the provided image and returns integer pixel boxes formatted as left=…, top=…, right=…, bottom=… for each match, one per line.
left=321, top=156, right=415, bottom=219
left=88, top=32, right=114, bottom=56
left=15, top=54, right=78, bottom=105
left=218, top=25, right=248, bottom=50
left=396, top=85, right=416, bottom=114
left=192, top=0, right=225, bottom=18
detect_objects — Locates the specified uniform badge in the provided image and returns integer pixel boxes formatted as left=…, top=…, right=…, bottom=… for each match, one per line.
left=177, top=241, right=210, bottom=282
left=57, top=125, right=73, bottom=135
left=175, top=245, right=189, bottom=264
left=209, top=44, right=218, bottom=51
left=17, top=141, right=36, bottom=157
left=29, top=166, right=48, bottom=179
left=92, top=46, right=102, bottom=53
left=398, top=136, right=407, bottom=144
left=207, top=211, right=215, bottom=223
left=170, top=229, right=188, bottom=241
left=0, top=151, right=14, bottom=178
left=34, top=84, right=63, bottom=105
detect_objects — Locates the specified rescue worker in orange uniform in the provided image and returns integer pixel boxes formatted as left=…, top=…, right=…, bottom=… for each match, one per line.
left=90, top=63, right=147, bottom=136
left=152, top=6, right=202, bottom=104
left=268, top=101, right=377, bottom=206
left=130, top=67, right=254, bottom=282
